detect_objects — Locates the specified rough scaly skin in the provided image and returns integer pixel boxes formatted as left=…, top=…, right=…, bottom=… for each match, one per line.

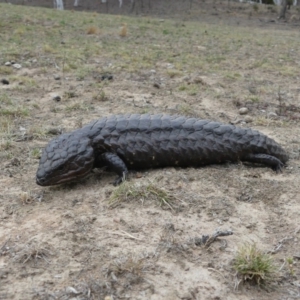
left=36, top=114, right=289, bottom=186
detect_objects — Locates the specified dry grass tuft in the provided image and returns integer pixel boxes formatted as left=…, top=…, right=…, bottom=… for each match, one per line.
left=109, top=181, right=175, bottom=210
left=86, top=26, right=98, bottom=35
left=105, top=253, right=151, bottom=287
left=0, top=66, right=13, bottom=75
left=119, top=23, right=128, bottom=37
left=19, top=191, right=35, bottom=205
left=109, top=255, right=145, bottom=277
left=13, top=239, right=53, bottom=265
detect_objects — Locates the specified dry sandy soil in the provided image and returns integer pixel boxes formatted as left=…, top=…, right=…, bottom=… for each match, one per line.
left=0, top=1, right=300, bottom=300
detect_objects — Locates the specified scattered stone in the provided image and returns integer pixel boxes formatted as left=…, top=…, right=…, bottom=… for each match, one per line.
left=195, top=45, right=207, bottom=51
left=1, top=79, right=9, bottom=85
left=12, top=63, right=22, bottom=69
left=239, top=107, right=249, bottom=115
left=292, top=281, right=300, bottom=288
left=244, top=116, right=253, bottom=123
left=217, top=111, right=229, bottom=119
left=150, top=69, right=156, bottom=74
left=52, top=95, right=61, bottom=102
left=47, top=128, right=62, bottom=135
left=193, top=76, right=207, bottom=85
left=54, top=74, right=61, bottom=80
left=153, top=82, right=160, bottom=89
left=101, top=74, right=113, bottom=81
left=31, top=59, right=37, bottom=63
left=182, top=75, right=190, bottom=82
left=4, top=62, right=11, bottom=66
left=248, top=86, right=257, bottom=94
left=267, top=112, right=278, bottom=119
left=66, top=286, right=80, bottom=295
left=230, top=119, right=243, bottom=125
left=10, top=158, right=21, bottom=166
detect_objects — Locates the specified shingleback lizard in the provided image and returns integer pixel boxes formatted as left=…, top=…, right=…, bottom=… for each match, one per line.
left=36, top=114, right=288, bottom=186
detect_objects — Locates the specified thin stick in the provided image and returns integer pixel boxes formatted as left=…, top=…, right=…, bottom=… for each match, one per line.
left=112, top=230, right=142, bottom=241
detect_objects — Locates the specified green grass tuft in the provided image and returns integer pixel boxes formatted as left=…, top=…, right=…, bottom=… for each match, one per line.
left=233, top=243, right=278, bottom=287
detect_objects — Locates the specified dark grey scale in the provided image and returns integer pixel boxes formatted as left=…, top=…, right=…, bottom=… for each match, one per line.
left=171, top=126, right=184, bottom=140
left=87, top=119, right=100, bottom=131
left=103, top=119, right=118, bottom=134
left=224, top=129, right=240, bottom=152
left=60, top=150, right=68, bottom=159
left=203, top=122, right=221, bottom=132
left=149, top=115, right=163, bottom=130
left=178, top=140, right=195, bottom=166
left=52, top=153, right=61, bottom=162
left=115, top=118, right=129, bottom=133
left=182, top=118, right=198, bottom=130
left=161, top=131, right=173, bottom=143
left=127, top=114, right=142, bottom=129
left=249, top=134, right=266, bottom=153
left=138, top=116, right=151, bottom=132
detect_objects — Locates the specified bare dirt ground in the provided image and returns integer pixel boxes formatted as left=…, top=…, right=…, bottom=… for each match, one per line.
left=0, top=1, right=300, bottom=300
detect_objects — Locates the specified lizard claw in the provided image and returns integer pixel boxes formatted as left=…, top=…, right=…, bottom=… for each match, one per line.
left=113, top=171, right=128, bottom=186
left=272, top=161, right=284, bottom=173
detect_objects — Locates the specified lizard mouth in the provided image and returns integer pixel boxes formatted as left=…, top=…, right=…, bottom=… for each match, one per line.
left=36, top=168, right=92, bottom=186
left=36, top=176, right=47, bottom=186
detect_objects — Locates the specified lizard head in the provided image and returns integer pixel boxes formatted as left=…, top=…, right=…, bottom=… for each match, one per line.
left=36, top=133, right=95, bottom=186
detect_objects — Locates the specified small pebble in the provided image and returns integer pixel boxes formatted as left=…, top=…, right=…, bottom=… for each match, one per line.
left=244, top=116, right=253, bottom=123
left=4, top=62, right=11, bottom=66
left=101, top=74, right=113, bottom=81
left=66, top=286, right=80, bottom=295
left=47, top=128, right=61, bottom=135
left=54, top=75, right=61, bottom=80
left=239, top=107, right=249, bottom=115
left=153, top=82, right=160, bottom=89
left=1, top=79, right=9, bottom=85
left=12, top=63, right=22, bottom=69
left=230, top=119, right=243, bottom=125
left=267, top=112, right=278, bottom=119
left=53, top=95, right=61, bottom=102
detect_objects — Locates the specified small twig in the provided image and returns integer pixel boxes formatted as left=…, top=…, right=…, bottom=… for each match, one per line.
left=207, top=267, right=226, bottom=279
left=193, top=229, right=233, bottom=248
left=112, top=230, right=142, bottom=241
left=268, top=237, right=293, bottom=254
left=204, top=230, right=233, bottom=248
left=0, top=237, right=11, bottom=254
left=279, top=261, right=286, bottom=271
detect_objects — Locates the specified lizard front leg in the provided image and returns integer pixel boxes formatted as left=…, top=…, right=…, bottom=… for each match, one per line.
left=100, top=152, right=128, bottom=185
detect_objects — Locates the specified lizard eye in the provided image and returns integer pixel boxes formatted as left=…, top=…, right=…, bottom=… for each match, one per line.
left=57, top=165, right=65, bottom=171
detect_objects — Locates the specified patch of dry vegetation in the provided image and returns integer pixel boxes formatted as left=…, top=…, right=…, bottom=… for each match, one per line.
left=233, top=243, right=278, bottom=287
left=12, top=238, right=54, bottom=265
left=109, top=181, right=175, bottom=210
left=86, top=26, right=98, bottom=35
